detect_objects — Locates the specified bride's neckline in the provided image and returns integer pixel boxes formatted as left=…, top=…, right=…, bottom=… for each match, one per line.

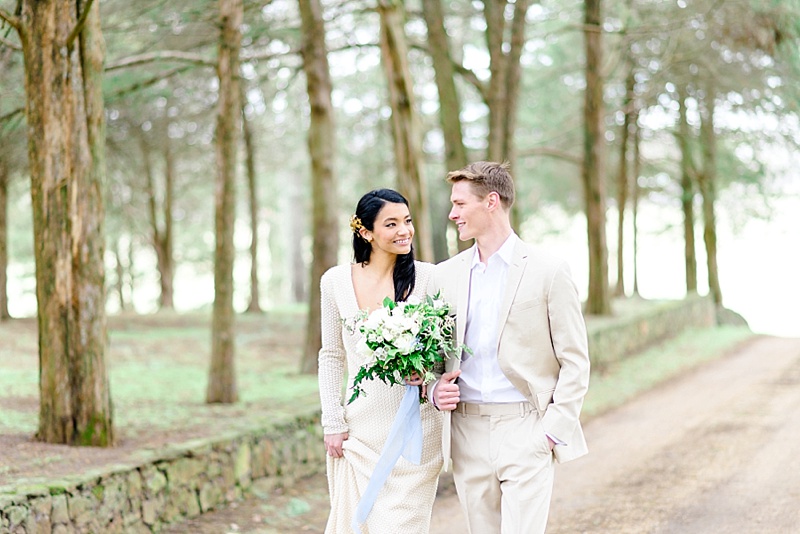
left=348, top=263, right=395, bottom=313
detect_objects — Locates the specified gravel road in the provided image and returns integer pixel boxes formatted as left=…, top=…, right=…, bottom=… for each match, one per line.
left=168, top=335, right=800, bottom=533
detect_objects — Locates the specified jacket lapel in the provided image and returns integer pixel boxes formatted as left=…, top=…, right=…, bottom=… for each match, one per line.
left=451, top=250, right=471, bottom=370
left=495, top=241, right=527, bottom=344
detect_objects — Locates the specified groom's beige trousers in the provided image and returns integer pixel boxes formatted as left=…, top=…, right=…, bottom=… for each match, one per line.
left=450, top=402, right=555, bottom=534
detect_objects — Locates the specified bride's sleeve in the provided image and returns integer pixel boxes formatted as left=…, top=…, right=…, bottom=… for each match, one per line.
left=317, top=270, right=349, bottom=434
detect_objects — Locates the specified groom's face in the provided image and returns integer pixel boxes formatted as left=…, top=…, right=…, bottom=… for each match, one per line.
left=449, top=181, right=489, bottom=241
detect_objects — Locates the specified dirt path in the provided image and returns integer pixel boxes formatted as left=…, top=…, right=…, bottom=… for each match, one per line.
left=169, top=336, right=800, bottom=533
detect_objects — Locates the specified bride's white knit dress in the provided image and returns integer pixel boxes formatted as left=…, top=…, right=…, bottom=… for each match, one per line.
left=318, top=262, right=443, bottom=534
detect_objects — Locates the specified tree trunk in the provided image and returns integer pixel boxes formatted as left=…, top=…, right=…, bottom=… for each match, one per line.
left=242, top=101, right=262, bottom=313
left=0, top=162, right=9, bottom=320
left=160, top=140, right=175, bottom=308
left=631, top=118, right=641, bottom=297
left=141, top=133, right=175, bottom=310
left=677, top=86, right=698, bottom=293
left=483, top=0, right=507, bottom=164
left=615, top=61, right=634, bottom=298
left=113, top=240, right=127, bottom=312
left=503, top=0, right=528, bottom=230
left=421, top=0, right=470, bottom=258
left=698, top=85, right=722, bottom=306
left=377, top=0, right=434, bottom=263
left=207, top=0, right=242, bottom=404
left=289, top=189, right=308, bottom=303
left=298, top=0, right=339, bottom=375
left=582, top=0, right=611, bottom=315
left=482, top=0, right=529, bottom=230
left=20, top=0, right=114, bottom=446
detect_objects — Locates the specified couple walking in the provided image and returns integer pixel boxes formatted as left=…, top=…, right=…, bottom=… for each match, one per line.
left=318, top=161, right=591, bottom=534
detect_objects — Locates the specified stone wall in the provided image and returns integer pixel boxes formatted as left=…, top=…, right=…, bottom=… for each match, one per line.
left=0, top=414, right=324, bottom=533
left=586, top=295, right=716, bottom=373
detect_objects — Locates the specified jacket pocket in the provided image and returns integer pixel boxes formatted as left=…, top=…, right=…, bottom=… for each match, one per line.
left=509, top=297, right=543, bottom=314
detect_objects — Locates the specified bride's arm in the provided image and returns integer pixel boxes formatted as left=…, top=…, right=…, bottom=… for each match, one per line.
left=318, top=271, right=349, bottom=442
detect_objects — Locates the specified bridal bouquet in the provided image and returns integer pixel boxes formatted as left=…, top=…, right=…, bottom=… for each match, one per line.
left=347, top=292, right=459, bottom=404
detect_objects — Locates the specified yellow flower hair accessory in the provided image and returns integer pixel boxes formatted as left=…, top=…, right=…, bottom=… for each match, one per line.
left=349, top=214, right=364, bottom=234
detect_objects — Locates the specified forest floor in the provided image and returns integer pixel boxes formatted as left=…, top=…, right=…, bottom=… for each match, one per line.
left=0, top=303, right=776, bottom=532
left=0, top=309, right=319, bottom=488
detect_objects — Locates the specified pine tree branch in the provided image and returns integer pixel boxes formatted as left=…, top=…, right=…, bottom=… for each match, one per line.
left=106, top=65, right=195, bottom=101
left=0, top=34, right=21, bottom=50
left=106, top=51, right=215, bottom=71
left=0, top=6, right=20, bottom=31
left=454, top=63, right=489, bottom=102
left=0, top=107, right=24, bottom=126
left=518, top=147, right=582, bottom=166
left=65, top=0, right=96, bottom=49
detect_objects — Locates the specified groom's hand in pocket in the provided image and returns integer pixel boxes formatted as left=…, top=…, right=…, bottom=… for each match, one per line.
left=324, top=432, right=348, bottom=458
left=433, top=369, right=461, bottom=411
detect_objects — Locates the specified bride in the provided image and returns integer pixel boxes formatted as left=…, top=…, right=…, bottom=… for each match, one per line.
left=317, top=188, right=443, bottom=533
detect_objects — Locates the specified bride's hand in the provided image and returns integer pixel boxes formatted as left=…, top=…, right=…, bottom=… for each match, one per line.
left=405, top=372, right=423, bottom=386
left=324, top=432, right=348, bottom=458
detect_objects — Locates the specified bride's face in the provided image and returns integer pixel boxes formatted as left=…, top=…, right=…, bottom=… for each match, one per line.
left=363, top=202, right=414, bottom=256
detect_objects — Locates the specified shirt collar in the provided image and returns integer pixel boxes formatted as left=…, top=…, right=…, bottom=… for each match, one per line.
left=470, top=232, right=518, bottom=269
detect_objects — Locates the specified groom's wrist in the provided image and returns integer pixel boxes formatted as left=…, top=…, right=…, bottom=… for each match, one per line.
left=429, top=381, right=441, bottom=410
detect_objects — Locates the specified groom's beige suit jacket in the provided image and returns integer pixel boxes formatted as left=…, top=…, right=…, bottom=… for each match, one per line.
left=430, top=239, right=591, bottom=467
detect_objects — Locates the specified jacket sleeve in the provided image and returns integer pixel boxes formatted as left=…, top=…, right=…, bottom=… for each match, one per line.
left=541, top=261, right=591, bottom=442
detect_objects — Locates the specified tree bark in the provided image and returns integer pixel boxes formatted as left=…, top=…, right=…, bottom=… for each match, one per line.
left=207, top=0, right=242, bottom=404
left=20, top=0, right=114, bottom=445
left=141, top=132, right=175, bottom=310
left=582, top=0, right=611, bottom=315
left=615, top=60, right=635, bottom=298
left=298, top=0, right=339, bottom=375
left=501, top=0, right=528, bottom=177
left=420, top=0, right=470, bottom=258
left=0, top=161, right=9, bottom=320
left=160, top=140, right=175, bottom=308
left=482, top=0, right=529, bottom=230
left=483, top=0, right=507, bottom=164
left=377, top=0, right=434, bottom=263
left=677, top=86, right=698, bottom=293
left=631, top=118, right=641, bottom=297
left=698, top=84, right=722, bottom=306
left=242, top=101, right=262, bottom=313
left=113, top=240, right=127, bottom=312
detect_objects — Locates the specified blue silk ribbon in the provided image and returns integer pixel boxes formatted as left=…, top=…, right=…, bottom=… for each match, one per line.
left=352, top=385, right=422, bottom=533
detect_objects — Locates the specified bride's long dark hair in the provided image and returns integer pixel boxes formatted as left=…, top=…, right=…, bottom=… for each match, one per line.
left=352, top=189, right=416, bottom=302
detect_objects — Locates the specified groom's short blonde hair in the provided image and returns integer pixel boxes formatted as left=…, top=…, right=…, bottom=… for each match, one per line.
left=446, top=161, right=515, bottom=209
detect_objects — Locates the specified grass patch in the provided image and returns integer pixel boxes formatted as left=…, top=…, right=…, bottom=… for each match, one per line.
left=0, top=311, right=318, bottom=438
left=583, top=325, right=756, bottom=419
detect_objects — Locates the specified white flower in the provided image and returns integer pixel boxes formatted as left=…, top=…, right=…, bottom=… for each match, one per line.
left=405, top=295, right=421, bottom=306
left=382, top=328, right=397, bottom=342
left=356, top=338, right=374, bottom=360
left=363, top=306, right=389, bottom=331
left=395, top=333, right=417, bottom=355
left=373, top=347, right=388, bottom=361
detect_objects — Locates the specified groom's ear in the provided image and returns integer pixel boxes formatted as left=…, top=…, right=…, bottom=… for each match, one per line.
left=486, top=191, right=501, bottom=211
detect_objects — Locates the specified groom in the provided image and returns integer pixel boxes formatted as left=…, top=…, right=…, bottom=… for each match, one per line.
left=429, top=161, right=590, bottom=534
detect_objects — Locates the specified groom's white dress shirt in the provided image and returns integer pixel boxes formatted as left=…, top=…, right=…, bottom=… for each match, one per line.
left=459, top=233, right=528, bottom=404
